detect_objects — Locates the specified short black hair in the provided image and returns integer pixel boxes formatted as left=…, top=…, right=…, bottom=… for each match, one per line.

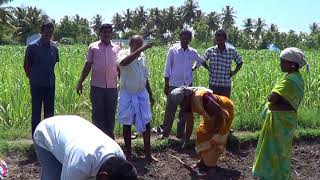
left=215, top=29, right=227, bottom=40
left=41, top=21, right=54, bottom=32
left=99, top=23, right=113, bottom=32
left=98, top=156, right=138, bottom=180
left=180, top=29, right=192, bottom=39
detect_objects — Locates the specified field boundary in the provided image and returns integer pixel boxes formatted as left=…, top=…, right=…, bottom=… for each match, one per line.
left=1, top=128, right=320, bottom=157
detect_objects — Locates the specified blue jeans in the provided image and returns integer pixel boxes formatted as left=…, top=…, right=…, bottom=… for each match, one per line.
left=34, top=143, right=62, bottom=180
left=90, top=86, right=117, bottom=139
left=31, top=85, right=55, bottom=137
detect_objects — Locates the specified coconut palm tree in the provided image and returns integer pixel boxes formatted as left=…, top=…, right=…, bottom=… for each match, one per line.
left=12, top=6, right=49, bottom=43
left=221, top=5, right=235, bottom=30
left=148, top=7, right=167, bottom=40
left=182, top=0, right=199, bottom=25
left=72, top=14, right=90, bottom=43
left=112, top=12, right=124, bottom=33
left=309, top=22, right=319, bottom=34
left=269, top=23, right=278, bottom=33
left=0, top=0, right=14, bottom=25
left=91, top=14, right=102, bottom=36
left=132, top=6, right=147, bottom=30
left=165, top=6, right=179, bottom=35
left=254, top=17, right=266, bottom=40
left=122, top=8, right=133, bottom=31
left=207, top=11, right=220, bottom=34
left=149, top=7, right=162, bottom=30
left=0, top=0, right=12, bottom=4
left=243, top=18, right=254, bottom=36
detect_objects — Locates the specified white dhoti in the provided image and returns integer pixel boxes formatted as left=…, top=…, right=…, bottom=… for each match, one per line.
left=117, top=88, right=152, bottom=133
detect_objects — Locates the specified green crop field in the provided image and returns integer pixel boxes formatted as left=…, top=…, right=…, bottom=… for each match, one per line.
left=0, top=45, right=319, bottom=135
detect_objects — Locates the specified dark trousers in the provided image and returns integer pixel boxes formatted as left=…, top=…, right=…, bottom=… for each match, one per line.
left=31, top=85, right=55, bottom=137
left=209, top=84, right=231, bottom=98
left=90, top=86, right=117, bottom=139
left=162, top=86, right=189, bottom=138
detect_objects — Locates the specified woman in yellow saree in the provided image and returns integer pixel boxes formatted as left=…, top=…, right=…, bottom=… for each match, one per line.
left=252, top=47, right=307, bottom=180
left=169, top=86, right=234, bottom=169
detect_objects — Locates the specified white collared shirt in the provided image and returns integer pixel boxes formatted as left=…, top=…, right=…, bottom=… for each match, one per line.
left=117, top=49, right=149, bottom=93
left=33, top=115, right=125, bottom=180
left=164, top=43, right=204, bottom=87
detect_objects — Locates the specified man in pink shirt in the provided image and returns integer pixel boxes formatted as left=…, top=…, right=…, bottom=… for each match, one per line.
left=76, top=23, right=120, bottom=139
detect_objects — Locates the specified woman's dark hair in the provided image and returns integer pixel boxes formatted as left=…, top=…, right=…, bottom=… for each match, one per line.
left=292, top=62, right=299, bottom=71
left=98, top=156, right=138, bottom=180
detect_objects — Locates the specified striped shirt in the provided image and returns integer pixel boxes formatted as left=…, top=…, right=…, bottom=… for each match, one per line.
left=203, top=44, right=243, bottom=87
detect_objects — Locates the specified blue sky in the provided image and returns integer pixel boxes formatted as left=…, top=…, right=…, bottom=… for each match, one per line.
left=7, top=0, right=320, bottom=33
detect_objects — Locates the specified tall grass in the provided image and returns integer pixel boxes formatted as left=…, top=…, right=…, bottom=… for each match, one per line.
left=0, top=45, right=319, bottom=134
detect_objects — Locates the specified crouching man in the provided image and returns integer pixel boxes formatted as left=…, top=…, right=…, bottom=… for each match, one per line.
left=33, top=115, right=137, bottom=180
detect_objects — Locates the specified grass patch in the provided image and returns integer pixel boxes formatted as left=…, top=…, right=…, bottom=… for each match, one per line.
left=0, top=139, right=34, bottom=157
left=126, top=138, right=184, bottom=153
left=0, top=128, right=30, bottom=140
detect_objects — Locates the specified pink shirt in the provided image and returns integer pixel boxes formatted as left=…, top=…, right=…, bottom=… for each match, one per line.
left=86, top=41, right=120, bottom=88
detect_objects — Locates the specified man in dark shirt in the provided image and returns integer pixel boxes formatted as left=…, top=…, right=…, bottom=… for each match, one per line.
left=23, top=21, right=59, bottom=136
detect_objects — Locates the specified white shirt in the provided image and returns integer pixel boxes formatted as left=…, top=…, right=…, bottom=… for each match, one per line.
left=117, top=49, right=149, bottom=93
left=33, top=115, right=125, bottom=180
left=164, top=43, right=205, bottom=86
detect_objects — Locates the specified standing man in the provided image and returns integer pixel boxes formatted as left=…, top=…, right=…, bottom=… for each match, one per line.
left=202, top=29, right=243, bottom=98
left=161, top=29, right=207, bottom=139
left=76, top=23, right=120, bottom=139
left=117, top=35, right=156, bottom=161
left=23, top=21, right=59, bottom=136
left=33, top=115, right=137, bottom=180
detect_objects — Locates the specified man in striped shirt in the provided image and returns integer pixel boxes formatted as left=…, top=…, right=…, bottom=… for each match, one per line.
left=202, top=29, right=243, bottom=98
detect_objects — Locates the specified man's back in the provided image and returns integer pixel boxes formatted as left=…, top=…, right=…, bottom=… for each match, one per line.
left=33, top=115, right=125, bottom=179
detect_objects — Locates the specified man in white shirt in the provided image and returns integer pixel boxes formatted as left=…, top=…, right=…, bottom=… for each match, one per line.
left=117, top=35, right=156, bottom=162
left=162, top=30, right=208, bottom=139
left=33, top=115, right=137, bottom=180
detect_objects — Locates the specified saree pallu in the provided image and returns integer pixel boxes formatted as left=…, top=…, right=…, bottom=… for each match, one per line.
left=252, top=72, right=304, bottom=180
left=190, top=89, right=234, bottom=167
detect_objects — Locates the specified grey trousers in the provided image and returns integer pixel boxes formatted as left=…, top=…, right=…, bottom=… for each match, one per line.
left=90, top=86, right=117, bottom=139
left=162, top=86, right=188, bottom=138
left=34, top=143, right=62, bottom=180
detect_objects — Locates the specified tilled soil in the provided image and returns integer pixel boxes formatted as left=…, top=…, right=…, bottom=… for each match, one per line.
left=4, top=140, right=320, bottom=180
